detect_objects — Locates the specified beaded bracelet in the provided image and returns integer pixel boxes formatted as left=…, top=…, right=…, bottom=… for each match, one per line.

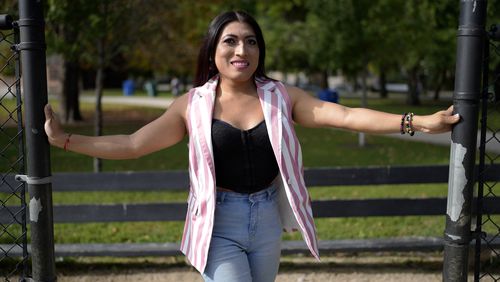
left=63, top=133, right=72, bottom=151
left=405, top=113, right=415, bottom=136
left=400, top=113, right=407, bottom=135
left=400, top=112, right=415, bottom=136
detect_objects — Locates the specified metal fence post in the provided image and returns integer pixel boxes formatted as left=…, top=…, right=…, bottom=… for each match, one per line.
left=17, top=0, right=57, bottom=281
left=443, top=0, right=487, bottom=281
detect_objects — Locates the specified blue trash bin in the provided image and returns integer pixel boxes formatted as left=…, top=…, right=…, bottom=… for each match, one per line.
left=317, top=88, right=339, bottom=103
left=122, top=79, right=134, bottom=96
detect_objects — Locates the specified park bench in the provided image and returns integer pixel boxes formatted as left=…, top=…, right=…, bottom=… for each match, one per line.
left=2, top=164, right=500, bottom=257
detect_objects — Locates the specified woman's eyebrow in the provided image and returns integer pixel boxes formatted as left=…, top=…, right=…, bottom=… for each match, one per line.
left=221, top=33, right=256, bottom=39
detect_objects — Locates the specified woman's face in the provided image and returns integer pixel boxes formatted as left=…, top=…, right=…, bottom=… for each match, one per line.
left=214, top=21, right=259, bottom=84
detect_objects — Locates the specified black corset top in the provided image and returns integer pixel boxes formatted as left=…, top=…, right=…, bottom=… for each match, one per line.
left=211, top=119, right=279, bottom=193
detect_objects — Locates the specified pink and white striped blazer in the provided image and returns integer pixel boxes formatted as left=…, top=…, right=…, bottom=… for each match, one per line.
left=180, top=76, right=320, bottom=273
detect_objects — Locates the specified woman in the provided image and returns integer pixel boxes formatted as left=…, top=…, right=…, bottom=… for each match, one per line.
left=45, top=10, right=460, bottom=282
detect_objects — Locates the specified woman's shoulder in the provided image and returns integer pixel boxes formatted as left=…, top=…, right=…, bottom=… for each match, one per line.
left=167, top=92, right=190, bottom=117
left=254, top=76, right=309, bottom=98
left=255, top=77, right=289, bottom=92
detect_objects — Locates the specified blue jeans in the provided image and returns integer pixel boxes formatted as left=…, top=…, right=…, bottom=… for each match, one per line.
left=202, top=185, right=282, bottom=282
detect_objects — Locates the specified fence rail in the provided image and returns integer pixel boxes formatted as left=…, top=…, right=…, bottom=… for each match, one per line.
left=2, top=197, right=500, bottom=224
left=2, top=164, right=500, bottom=193
left=3, top=236, right=500, bottom=258
left=2, top=165, right=500, bottom=258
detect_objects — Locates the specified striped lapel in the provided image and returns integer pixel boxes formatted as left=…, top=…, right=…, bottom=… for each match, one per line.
left=256, top=79, right=282, bottom=169
left=192, top=77, right=218, bottom=181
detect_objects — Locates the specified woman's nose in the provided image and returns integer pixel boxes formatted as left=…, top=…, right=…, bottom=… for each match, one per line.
left=235, top=42, right=246, bottom=56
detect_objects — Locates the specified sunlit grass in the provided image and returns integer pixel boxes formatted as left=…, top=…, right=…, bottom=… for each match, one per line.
left=1, top=93, right=499, bottom=248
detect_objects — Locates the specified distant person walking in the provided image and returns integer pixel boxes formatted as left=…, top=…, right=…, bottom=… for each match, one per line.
left=170, top=76, right=180, bottom=96
left=44, top=10, right=460, bottom=282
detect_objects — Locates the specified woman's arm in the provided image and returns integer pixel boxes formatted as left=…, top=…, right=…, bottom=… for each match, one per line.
left=44, top=94, right=189, bottom=159
left=287, top=85, right=460, bottom=134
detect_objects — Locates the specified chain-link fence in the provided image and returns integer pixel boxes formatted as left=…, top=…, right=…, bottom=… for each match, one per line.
left=474, top=24, right=500, bottom=281
left=0, top=20, right=29, bottom=281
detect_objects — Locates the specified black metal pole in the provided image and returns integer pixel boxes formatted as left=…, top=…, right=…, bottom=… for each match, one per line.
left=17, top=0, right=57, bottom=281
left=443, top=1, right=487, bottom=281
left=14, top=18, right=31, bottom=280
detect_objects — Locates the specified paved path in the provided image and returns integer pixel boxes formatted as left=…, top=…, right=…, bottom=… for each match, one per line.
left=79, top=95, right=174, bottom=109
left=387, top=131, right=500, bottom=154
left=80, top=95, right=500, bottom=154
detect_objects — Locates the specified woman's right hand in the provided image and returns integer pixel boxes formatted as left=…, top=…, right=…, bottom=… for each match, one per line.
left=44, top=104, right=67, bottom=148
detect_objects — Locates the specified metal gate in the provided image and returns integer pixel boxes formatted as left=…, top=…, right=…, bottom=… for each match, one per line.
left=0, top=14, right=29, bottom=282
left=474, top=23, right=500, bottom=281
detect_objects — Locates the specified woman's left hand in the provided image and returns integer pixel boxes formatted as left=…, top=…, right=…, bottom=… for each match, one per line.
left=414, top=106, right=460, bottom=134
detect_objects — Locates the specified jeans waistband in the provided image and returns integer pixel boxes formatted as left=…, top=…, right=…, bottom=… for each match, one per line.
left=216, top=184, right=278, bottom=203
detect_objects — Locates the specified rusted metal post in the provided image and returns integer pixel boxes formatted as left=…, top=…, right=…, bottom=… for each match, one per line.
left=443, top=0, right=487, bottom=281
left=17, top=0, right=57, bottom=281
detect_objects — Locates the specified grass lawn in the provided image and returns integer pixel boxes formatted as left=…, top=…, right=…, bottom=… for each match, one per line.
left=1, top=92, right=499, bottom=246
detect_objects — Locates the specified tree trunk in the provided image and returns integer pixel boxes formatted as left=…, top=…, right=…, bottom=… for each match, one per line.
left=379, top=68, right=388, bottom=98
left=433, top=69, right=447, bottom=101
left=60, top=60, right=82, bottom=123
left=93, top=38, right=105, bottom=173
left=358, top=68, right=368, bottom=147
left=321, top=70, right=329, bottom=89
left=58, top=21, right=82, bottom=124
left=406, top=67, right=421, bottom=105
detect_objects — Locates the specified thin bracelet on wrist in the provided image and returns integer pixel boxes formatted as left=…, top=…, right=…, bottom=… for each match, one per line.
left=63, top=133, right=72, bottom=151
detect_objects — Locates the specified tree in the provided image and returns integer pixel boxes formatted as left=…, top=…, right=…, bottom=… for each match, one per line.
left=0, top=0, right=17, bottom=16
left=45, top=0, right=95, bottom=123
left=256, top=1, right=310, bottom=78
left=48, top=0, right=152, bottom=171
left=0, top=2, right=17, bottom=78
left=487, top=0, right=500, bottom=72
left=305, top=0, right=376, bottom=146
left=79, top=0, right=140, bottom=172
left=125, top=0, right=237, bottom=81
left=364, top=0, right=408, bottom=98
left=422, top=2, right=457, bottom=101
left=394, top=0, right=437, bottom=105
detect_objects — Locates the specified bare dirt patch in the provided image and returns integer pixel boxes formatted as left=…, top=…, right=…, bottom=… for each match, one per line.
left=51, top=253, right=465, bottom=282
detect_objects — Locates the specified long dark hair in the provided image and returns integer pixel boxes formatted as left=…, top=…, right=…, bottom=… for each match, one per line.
left=193, top=11, right=271, bottom=87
